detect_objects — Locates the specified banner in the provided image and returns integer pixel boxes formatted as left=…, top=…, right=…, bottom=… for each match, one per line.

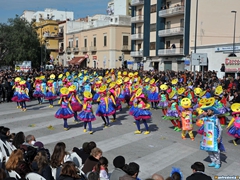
left=15, top=61, right=31, bottom=72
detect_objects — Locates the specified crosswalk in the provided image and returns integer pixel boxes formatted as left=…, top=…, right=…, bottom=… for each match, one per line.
left=1, top=100, right=240, bottom=179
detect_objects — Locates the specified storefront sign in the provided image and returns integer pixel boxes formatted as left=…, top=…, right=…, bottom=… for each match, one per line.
left=215, top=46, right=240, bottom=52
left=225, top=57, right=240, bottom=72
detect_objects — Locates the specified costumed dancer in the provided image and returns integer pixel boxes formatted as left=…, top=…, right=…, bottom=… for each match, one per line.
left=17, top=81, right=30, bottom=111
left=133, top=89, right=151, bottom=134
left=177, top=87, right=186, bottom=112
left=180, top=98, right=194, bottom=141
left=33, top=78, right=45, bottom=104
left=55, top=87, right=74, bottom=130
left=11, top=77, right=21, bottom=108
left=163, top=90, right=181, bottom=132
left=116, top=79, right=125, bottom=103
left=57, top=74, right=63, bottom=95
left=148, top=79, right=159, bottom=109
left=158, top=84, right=169, bottom=116
left=96, top=85, right=116, bottom=128
left=69, top=85, right=83, bottom=123
left=200, top=104, right=225, bottom=169
left=214, top=86, right=229, bottom=126
left=123, top=76, right=132, bottom=108
left=93, top=80, right=102, bottom=104
left=227, top=103, right=240, bottom=146
left=78, top=92, right=96, bottom=134
left=45, top=80, right=57, bottom=108
left=108, top=82, right=121, bottom=122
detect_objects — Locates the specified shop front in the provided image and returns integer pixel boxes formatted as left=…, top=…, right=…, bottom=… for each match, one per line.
left=225, top=57, right=240, bottom=78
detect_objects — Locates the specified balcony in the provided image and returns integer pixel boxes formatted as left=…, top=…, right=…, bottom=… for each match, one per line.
left=122, top=45, right=131, bottom=52
left=158, top=27, right=184, bottom=37
left=66, top=47, right=72, bottom=54
left=81, top=47, right=88, bottom=52
left=73, top=47, right=79, bottom=53
left=130, top=51, right=143, bottom=57
left=89, top=46, right=97, bottom=52
left=131, top=16, right=144, bottom=23
left=131, top=0, right=144, bottom=6
left=131, top=33, right=143, bottom=40
left=158, top=48, right=183, bottom=56
left=159, top=6, right=184, bottom=18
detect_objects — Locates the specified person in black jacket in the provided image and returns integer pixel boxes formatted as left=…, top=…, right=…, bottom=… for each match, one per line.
left=186, top=162, right=212, bottom=180
left=72, top=142, right=89, bottom=164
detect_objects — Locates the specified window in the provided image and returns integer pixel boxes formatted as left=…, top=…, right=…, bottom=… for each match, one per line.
left=138, top=9, right=142, bottom=15
left=150, top=42, right=156, bottom=50
left=93, top=37, right=96, bottom=47
left=138, top=26, right=142, bottom=33
left=180, top=39, right=183, bottom=48
left=104, top=35, right=107, bottom=46
left=76, top=39, right=78, bottom=47
left=180, top=19, right=184, bottom=27
left=150, top=4, right=157, bottom=13
left=150, top=24, right=156, bottom=32
left=166, top=21, right=171, bottom=29
left=84, top=39, right=87, bottom=47
left=123, top=36, right=128, bottom=46
left=68, top=40, right=73, bottom=48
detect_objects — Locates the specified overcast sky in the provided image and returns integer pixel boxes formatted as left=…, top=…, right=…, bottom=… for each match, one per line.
left=0, top=0, right=110, bottom=23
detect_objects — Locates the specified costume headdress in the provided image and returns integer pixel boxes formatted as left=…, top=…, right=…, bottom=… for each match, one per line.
left=99, top=85, right=107, bottom=94
left=177, top=87, right=186, bottom=96
left=19, top=80, right=26, bottom=87
left=231, top=103, right=240, bottom=115
left=58, top=74, right=63, bottom=79
left=128, top=73, right=133, bottom=78
left=214, top=86, right=223, bottom=97
left=47, top=80, right=53, bottom=86
left=169, top=90, right=177, bottom=100
left=124, top=77, right=130, bottom=83
left=171, top=79, right=178, bottom=85
left=201, top=97, right=220, bottom=114
left=60, top=87, right=69, bottom=97
left=170, top=167, right=183, bottom=180
left=150, top=79, right=155, bottom=85
left=160, top=84, right=168, bottom=91
left=194, top=87, right=202, bottom=97
left=116, top=79, right=123, bottom=85
left=180, top=98, right=192, bottom=109
left=50, top=74, right=55, bottom=80
left=15, top=77, right=21, bottom=83
left=69, top=85, right=77, bottom=93
left=109, top=82, right=116, bottom=90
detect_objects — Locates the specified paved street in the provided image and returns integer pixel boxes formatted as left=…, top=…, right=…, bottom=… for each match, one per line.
left=0, top=100, right=239, bottom=179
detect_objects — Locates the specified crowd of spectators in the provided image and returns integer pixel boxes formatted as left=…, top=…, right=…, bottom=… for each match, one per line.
left=0, top=125, right=213, bottom=180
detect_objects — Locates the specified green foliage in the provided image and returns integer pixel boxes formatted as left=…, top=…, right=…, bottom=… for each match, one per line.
left=0, top=15, right=41, bottom=67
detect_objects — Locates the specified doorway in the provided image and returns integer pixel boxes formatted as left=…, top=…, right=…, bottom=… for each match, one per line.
left=164, top=61, right=172, bottom=70
left=154, top=62, right=159, bottom=71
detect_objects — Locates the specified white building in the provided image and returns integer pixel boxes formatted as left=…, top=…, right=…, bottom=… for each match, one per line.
left=106, top=0, right=131, bottom=16
left=21, top=9, right=74, bottom=23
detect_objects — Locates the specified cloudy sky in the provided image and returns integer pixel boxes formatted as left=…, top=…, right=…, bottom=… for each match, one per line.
left=0, top=0, right=110, bottom=23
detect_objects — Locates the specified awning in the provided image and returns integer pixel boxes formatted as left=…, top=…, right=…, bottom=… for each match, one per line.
left=69, top=57, right=86, bottom=65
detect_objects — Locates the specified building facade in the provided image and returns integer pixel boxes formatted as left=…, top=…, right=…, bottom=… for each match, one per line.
left=61, top=15, right=132, bottom=69
left=107, top=0, right=132, bottom=16
left=131, top=0, right=190, bottom=71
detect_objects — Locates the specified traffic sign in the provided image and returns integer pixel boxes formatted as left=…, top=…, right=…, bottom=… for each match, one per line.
left=191, top=53, right=207, bottom=66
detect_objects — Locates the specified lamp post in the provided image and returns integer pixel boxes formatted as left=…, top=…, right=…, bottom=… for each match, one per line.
left=231, top=11, right=237, bottom=56
left=193, top=0, right=198, bottom=81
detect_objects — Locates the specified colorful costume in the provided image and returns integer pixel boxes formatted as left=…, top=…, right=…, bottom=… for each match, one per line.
left=148, top=79, right=159, bottom=109
left=69, top=85, right=83, bottom=122
left=45, top=80, right=57, bottom=108
left=78, top=92, right=96, bottom=134
left=11, top=77, right=21, bottom=108
left=33, top=78, right=45, bottom=104
left=16, top=81, right=30, bottom=111
left=55, top=87, right=74, bottom=130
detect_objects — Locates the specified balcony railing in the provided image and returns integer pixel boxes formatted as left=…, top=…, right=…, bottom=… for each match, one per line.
left=73, top=47, right=79, bottom=53
left=66, top=47, right=72, bottom=53
left=131, top=16, right=144, bottom=23
left=122, top=45, right=131, bottom=51
left=89, top=46, right=97, bottom=52
left=159, top=6, right=184, bottom=17
left=158, top=48, right=183, bottom=56
left=131, top=33, right=143, bottom=40
left=130, top=51, right=143, bottom=57
left=131, top=0, right=144, bottom=6
left=158, top=27, right=184, bottom=37
left=81, top=47, right=88, bottom=52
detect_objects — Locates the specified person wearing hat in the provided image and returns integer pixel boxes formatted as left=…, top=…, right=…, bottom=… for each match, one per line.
left=96, top=85, right=116, bottom=128
left=11, top=77, right=22, bottom=109
left=226, top=103, right=240, bottom=146
left=132, top=89, right=151, bottom=134
left=200, top=104, right=225, bottom=169
left=163, top=91, right=181, bottom=132
left=148, top=79, right=159, bottom=110
left=69, top=85, right=83, bottom=123
left=55, top=87, right=74, bottom=130
left=108, top=82, right=121, bottom=122
left=45, top=80, right=57, bottom=108
left=116, top=79, right=125, bottom=103
left=78, top=92, right=96, bottom=134
left=93, top=80, right=102, bottom=104
left=123, top=77, right=132, bottom=108
left=17, top=81, right=30, bottom=112
left=158, top=84, right=169, bottom=116
left=33, top=78, right=45, bottom=105
left=110, top=156, right=126, bottom=180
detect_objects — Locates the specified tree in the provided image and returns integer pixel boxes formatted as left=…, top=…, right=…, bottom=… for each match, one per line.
left=0, top=15, right=41, bottom=67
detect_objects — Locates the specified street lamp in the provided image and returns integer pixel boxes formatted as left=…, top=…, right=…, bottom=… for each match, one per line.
left=231, top=11, right=237, bottom=56
left=193, top=0, right=199, bottom=81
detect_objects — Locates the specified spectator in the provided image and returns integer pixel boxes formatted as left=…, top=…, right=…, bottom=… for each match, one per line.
left=220, top=63, right=225, bottom=72
left=34, top=141, right=51, bottom=161
left=0, top=168, right=7, bottom=180
left=24, top=134, right=36, bottom=146
left=88, top=171, right=100, bottom=180
left=12, top=131, right=25, bottom=149
left=151, top=173, right=164, bottom=180
left=93, top=157, right=109, bottom=180
left=165, top=167, right=182, bottom=180
left=58, top=161, right=81, bottom=180
left=186, top=162, right=212, bottom=180
left=5, top=149, right=31, bottom=179
left=230, top=91, right=240, bottom=104
left=31, top=151, right=54, bottom=180
left=0, top=127, right=10, bottom=143
left=120, top=162, right=140, bottom=180
left=72, top=142, right=89, bottom=164
left=110, top=156, right=126, bottom=180
left=82, top=147, right=102, bottom=174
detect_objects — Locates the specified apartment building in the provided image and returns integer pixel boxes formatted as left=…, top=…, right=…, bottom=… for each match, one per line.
left=63, top=15, right=132, bottom=69
left=131, top=0, right=190, bottom=71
